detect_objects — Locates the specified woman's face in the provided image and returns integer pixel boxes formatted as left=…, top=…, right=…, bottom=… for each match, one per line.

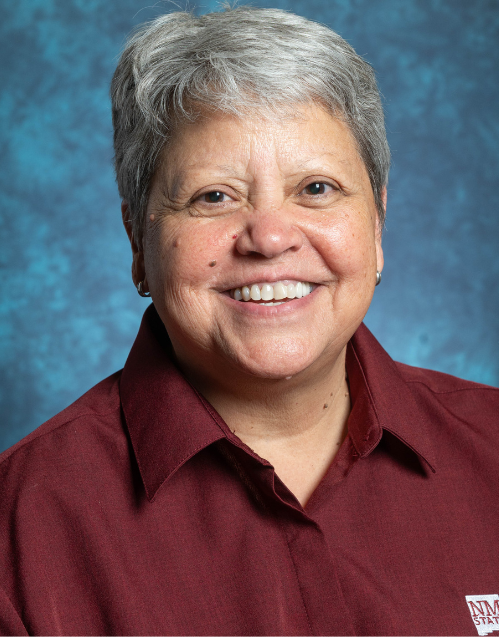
left=139, top=103, right=384, bottom=381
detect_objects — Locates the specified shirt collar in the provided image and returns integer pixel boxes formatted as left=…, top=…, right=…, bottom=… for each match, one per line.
left=120, top=305, right=229, bottom=501
left=347, top=323, right=437, bottom=473
left=121, top=307, right=436, bottom=501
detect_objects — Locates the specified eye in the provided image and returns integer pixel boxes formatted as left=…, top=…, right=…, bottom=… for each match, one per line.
left=302, top=182, right=333, bottom=196
left=190, top=188, right=239, bottom=217
left=202, top=191, right=230, bottom=203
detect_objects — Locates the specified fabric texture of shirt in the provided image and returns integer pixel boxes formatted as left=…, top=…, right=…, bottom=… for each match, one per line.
left=1, top=304, right=498, bottom=636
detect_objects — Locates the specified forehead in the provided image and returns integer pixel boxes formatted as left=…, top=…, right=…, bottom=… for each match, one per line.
left=156, top=102, right=369, bottom=191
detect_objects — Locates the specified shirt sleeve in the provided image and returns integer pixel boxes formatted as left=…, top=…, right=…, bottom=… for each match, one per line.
left=0, top=588, right=28, bottom=636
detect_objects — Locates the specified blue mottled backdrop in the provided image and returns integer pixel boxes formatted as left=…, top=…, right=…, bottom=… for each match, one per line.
left=1, top=0, right=498, bottom=453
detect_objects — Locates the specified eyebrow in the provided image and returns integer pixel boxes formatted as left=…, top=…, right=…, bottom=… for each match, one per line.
left=168, top=164, right=247, bottom=201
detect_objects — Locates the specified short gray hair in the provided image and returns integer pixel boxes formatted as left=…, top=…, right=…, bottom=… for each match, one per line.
left=111, top=6, right=390, bottom=247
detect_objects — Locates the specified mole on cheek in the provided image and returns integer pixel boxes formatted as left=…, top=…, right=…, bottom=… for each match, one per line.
left=149, top=214, right=155, bottom=221
left=209, top=260, right=217, bottom=267
left=173, top=239, right=179, bottom=248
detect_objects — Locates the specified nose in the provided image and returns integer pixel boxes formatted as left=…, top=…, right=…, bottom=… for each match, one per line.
left=235, top=207, right=303, bottom=259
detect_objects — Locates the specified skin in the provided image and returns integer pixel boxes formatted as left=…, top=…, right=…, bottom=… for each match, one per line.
left=123, top=102, right=385, bottom=507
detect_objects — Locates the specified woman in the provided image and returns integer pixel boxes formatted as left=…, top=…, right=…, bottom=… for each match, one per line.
left=1, top=7, right=498, bottom=636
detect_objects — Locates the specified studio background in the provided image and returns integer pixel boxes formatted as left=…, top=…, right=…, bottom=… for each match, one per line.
left=1, top=0, right=498, bottom=453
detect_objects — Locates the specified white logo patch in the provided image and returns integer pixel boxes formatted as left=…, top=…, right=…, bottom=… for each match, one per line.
left=466, top=595, right=499, bottom=635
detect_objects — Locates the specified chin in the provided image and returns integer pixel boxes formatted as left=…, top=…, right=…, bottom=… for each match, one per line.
left=227, top=338, right=322, bottom=380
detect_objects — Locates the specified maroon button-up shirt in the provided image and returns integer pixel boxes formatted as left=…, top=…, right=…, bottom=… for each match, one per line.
left=1, top=305, right=499, bottom=636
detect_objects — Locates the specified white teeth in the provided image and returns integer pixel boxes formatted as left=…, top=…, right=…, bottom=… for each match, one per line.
left=261, top=284, right=273, bottom=301
left=250, top=284, right=261, bottom=301
left=273, top=282, right=287, bottom=300
left=231, top=281, right=313, bottom=302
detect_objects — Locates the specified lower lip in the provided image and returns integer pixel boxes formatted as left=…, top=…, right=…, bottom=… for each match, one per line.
left=221, top=286, right=320, bottom=316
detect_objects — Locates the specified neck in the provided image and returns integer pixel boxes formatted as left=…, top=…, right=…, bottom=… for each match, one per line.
left=175, top=346, right=351, bottom=507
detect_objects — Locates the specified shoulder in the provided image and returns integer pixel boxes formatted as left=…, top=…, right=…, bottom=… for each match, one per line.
left=0, top=370, right=132, bottom=622
left=396, top=362, right=497, bottom=394
left=396, top=361, right=499, bottom=427
left=0, top=371, right=131, bottom=565
left=0, top=371, right=124, bottom=482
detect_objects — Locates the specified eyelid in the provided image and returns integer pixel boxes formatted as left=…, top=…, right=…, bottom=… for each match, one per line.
left=192, top=187, right=239, bottom=204
left=298, top=179, right=339, bottom=195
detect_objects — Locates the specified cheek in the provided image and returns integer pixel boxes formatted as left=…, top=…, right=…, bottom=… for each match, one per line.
left=309, top=209, right=377, bottom=276
left=146, top=217, right=232, bottom=291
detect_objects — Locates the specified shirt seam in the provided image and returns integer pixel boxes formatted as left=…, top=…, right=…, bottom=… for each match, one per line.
left=0, top=406, right=122, bottom=467
left=403, top=380, right=499, bottom=395
left=171, top=374, right=231, bottom=440
left=0, top=585, right=26, bottom=632
left=147, top=437, right=226, bottom=502
left=192, top=387, right=270, bottom=459
left=349, top=341, right=384, bottom=456
left=194, top=391, right=230, bottom=436
left=281, top=523, right=314, bottom=635
left=349, top=342, right=437, bottom=472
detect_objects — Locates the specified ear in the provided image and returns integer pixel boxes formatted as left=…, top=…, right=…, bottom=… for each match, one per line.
left=121, top=200, right=146, bottom=289
left=375, top=186, right=386, bottom=274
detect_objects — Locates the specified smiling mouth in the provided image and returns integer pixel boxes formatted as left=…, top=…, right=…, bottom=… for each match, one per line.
left=228, top=281, right=314, bottom=305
